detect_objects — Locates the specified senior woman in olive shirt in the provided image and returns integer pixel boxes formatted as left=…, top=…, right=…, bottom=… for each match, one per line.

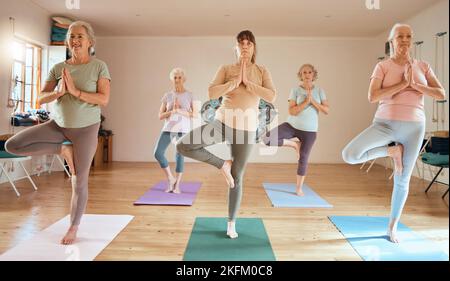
left=6, top=21, right=111, bottom=245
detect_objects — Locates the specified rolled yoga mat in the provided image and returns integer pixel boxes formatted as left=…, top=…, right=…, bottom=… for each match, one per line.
left=0, top=214, right=134, bottom=261
left=183, top=217, right=276, bottom=261
left=134, top=181, right=202, bottom=206
left=329, top=216, right=449, bottom=261
left=262, top=183, right=332, bottom=208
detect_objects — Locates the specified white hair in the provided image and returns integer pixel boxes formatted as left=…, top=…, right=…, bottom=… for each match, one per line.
left=65, top=21, right=96, bottom=55
left=297, top=64, right=319, bottom=81
left=387, top=23, right=413, bottom=57
left=169, top=67, right=186, bottom=82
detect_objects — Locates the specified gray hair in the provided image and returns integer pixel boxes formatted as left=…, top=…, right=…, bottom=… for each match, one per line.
left=297, top=64, right=318, bottom=81
left=65, top=21, right=96, bottom=55
left=169, top=67, right=186, bottom=82
left=387, top=23, right=413, bottom=57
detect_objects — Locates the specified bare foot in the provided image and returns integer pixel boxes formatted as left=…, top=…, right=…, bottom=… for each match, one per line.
left=173, top=180, right=181, bottom=194
left=296, top=187, right=305, bottom=196
left=388, top=144, right=404, bottom=176
left=221, top=160, right=235, bottom=188
left=387, top=229, right=399, bottom=243
left=61, top=226, right=78, bottom=245
left=387, top=220, right=400, bottom=243
left=61, top=145, right=75, bottom=175
left=165, top=176, right=176, bottom=193
left=294, top=141, right=301, bottom=160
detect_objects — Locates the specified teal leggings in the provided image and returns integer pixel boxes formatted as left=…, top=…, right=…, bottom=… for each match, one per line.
left=154, top=131, right=185, bottom=173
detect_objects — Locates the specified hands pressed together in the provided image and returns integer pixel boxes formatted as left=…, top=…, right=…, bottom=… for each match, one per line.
left=169, top=97, right=191, bottom=118
left=305, top=88, right=313, bottom=105
left=235, top=57, right=251, bottom=88
left=172, top=97, right=181, bottom=114
left=402, top=62, right=421, bottom=93
left=56, top=68, right=81, bottom=99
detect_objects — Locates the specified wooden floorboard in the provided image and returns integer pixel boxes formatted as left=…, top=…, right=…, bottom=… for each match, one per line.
left=0, top=162, right=448, bottom=260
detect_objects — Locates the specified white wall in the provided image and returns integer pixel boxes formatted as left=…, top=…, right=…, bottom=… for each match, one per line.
left=96, top=36, right=379, bottom=163
left=1, top=0, right=447, bottom=174
left=373, top=0, right=449, bottom=183
left=0, top=0, right=51, bottom=184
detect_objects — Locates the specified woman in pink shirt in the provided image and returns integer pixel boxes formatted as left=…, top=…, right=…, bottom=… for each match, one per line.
left=342, top=24, right=445, bottom=243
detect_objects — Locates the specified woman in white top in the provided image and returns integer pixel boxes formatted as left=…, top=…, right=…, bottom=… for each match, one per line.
left=154, top=68, right=196, bottom=193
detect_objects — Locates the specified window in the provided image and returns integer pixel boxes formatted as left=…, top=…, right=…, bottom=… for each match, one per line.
left=9, top=40, right=42, bottom=113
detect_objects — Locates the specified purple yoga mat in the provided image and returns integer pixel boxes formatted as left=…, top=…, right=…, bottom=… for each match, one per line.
left=134, top=181, right=202, bottom=206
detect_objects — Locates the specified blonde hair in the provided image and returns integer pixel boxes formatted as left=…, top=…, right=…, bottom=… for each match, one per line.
left=297, top=64, right=318, bottom=81
left=388, top=23, right=413, bottom=57
left=65, top=21, right=96, bottom=55
left=169, top=67, right=186, bottom=82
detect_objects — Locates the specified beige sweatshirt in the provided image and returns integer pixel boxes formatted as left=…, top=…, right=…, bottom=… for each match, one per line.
left=208, top=63, right=277, bottom=131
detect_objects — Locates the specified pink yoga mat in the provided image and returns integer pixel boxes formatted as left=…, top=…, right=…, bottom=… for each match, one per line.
left=134, top=181, right=202, bottom=206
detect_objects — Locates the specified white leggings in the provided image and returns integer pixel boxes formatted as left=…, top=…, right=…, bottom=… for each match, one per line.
left=342, top=118, right=425, bottom=222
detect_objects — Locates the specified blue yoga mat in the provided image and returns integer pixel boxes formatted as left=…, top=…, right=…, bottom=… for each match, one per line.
left=262, top=183, right=332, bottom=208
left=329, top=216, right=449, bottom=261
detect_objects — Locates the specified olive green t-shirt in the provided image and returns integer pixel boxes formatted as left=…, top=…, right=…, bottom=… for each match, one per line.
left=46, top=58, right=111, bottom=128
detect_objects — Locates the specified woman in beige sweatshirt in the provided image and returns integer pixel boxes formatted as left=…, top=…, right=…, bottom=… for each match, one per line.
left=177, top=30, right=276, bottom=238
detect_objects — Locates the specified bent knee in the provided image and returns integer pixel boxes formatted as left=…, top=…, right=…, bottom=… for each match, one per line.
left=342, top=147, right=359, bottom=164
left=4, top=138, right=20, bottom=155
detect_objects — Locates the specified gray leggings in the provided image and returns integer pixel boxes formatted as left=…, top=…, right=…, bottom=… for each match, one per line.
left=5, top=120, right=100, bottom=227
left=342, top=118, right=425, bottom=222
left=176, top=120, right=255, bottom=221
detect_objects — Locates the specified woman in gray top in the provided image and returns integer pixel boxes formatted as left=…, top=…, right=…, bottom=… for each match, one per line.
left=6, top=21, right=111, bottom=245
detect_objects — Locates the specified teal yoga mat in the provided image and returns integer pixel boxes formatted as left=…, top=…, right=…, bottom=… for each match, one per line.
left=183, top=217, right=276, bottom=261
left=329, top=216, right=449, bottom=261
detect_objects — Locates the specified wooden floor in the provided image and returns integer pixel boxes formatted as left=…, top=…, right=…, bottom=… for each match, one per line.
left=0, top=162, right=448, bottom=260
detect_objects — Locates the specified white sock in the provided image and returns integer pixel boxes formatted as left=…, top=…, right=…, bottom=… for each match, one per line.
left=227, top=221, right=238, bottom=239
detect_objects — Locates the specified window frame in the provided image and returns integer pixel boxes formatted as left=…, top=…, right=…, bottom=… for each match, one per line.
left=8, top=39, right=42, bottom=113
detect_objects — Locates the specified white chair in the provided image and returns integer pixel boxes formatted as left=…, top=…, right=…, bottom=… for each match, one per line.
left=48, top=154, right=71, bottom=177
left=0, top=151, right=38, bottom=197
left=47, top=140, right=72, bottom=178
left=360, top=157, right=391, bottom=173
left=360, top=140, right=426, bottom=180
